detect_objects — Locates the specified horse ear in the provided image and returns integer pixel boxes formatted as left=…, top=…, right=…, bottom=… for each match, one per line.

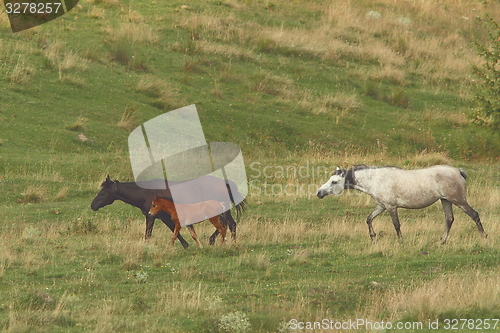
left=333, top=167, right=345, bottom=176
left=104, top=175, right=113, bottom=185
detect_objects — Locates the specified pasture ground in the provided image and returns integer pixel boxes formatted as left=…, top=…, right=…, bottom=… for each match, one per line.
left=1, top=152, right=500, bottom=332
left=2, top=0, right=500, bottom=331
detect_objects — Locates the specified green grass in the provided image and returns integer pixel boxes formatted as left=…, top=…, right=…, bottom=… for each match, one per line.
left=1, top=185, right=500, bottom=332
left=2, top=0, right=500, bottom=331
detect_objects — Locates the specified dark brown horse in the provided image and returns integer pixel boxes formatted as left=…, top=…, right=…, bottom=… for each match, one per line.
left=90, top=175, right=245, bottom=248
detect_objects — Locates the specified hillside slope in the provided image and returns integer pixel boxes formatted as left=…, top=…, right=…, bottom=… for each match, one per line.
left=1, top=0, right=500, bottom=167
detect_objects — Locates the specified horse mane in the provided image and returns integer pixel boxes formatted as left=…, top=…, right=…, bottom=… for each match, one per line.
left=352, top=165, right=401, bottom=171
left=346, top=165, right=401, bottom=188
left=151, top=191, right=174, bottom=202
left=352, top=164, right=370, bottom=171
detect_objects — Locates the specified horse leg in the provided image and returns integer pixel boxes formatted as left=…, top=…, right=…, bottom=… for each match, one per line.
left=224, top=211, right=237, bottom=242
left=217, top=212, right=236, bottom=240
left=366, top=205, right=385, bottom=243
left=209, top=211, right=236, bottom=245
left=209, top=230, right=219, bottom=246
left=145, top=215, right=155, bottom=240
left=387, top=207, right=403, bottom=242
left=187, top=225, right=203, bottom=249
left=209, top=216, right=227, bottom=245
left=455, top=202, right=487, bottom=239
left=170, top=222, right=181, bottom=249
left=440, top=199, right=454, bottom=244
left=158, top=212, right=189, bottom=249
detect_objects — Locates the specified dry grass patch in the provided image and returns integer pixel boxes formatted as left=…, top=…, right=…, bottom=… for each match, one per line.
left=194, top=40, right=253, bottom=59
left=65, top=116, right=87, bottom=132
left=0, top=8, right=10, bottom=29
left=123, top=10, right=144, bottom=23
left=361, top=272, right=500, bottom=322
left=59, top=51, right=89, bottom=72
left=251, top=71, right=294, bottom=97
left=0, top=247, right=16, bottom=277
left=236, top=250, right=272, bottom=271
left=154, top=281, right=223, bottom=315
left=42, top=40, right=88, bottom=77
left=136, top=76, right=185, bottom=110
left=42, top=39, right=65, bottom=66
left=54, top=186, right=69, bottom=202
left=9, top=56, right=35, bottom=84
left=409, top=151, right=452, bottom=166
left=321, top=92, right=361, bottom=114
left=116, top=107, right=137, bottom=131
left=211, top=79, right=223, bottom=99
left=104, top=22, right=158, bottom=45
left=84, top=0, right=120, bottom=6
left=88, top=6, right=106, bottom=19
left=21, top=185, right=48, bottom=203
left=298, top=90, right=361, bottom=120
left=238, top=215, right=340, bottom=245
left=369, top=65, right=407, bottom=85
left=136, top=76, right=167, bottom=97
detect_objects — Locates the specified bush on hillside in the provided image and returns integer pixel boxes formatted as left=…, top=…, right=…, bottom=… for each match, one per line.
left=469, top=15, right=500, bottom=129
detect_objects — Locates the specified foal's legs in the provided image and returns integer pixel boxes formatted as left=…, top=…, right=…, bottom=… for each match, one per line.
left=366, top=204, right=385, bottom=243
left=186, top=225, right=204, bottom=249
left=170, top=222, right=181, bottom=249
left=148, top=213, right=189, bottom=248
left=387, top=208, right=403, bottom=242
left=455, top=201, right=487, bottom=239
left=440, top=199, right=454, bottom=244
left=209, top=211, right=237, bottom=245
left=208, top=216, right=227, bottom=244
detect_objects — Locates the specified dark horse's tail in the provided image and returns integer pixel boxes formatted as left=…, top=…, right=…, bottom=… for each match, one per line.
left=225, top=182, right=247, bottom=220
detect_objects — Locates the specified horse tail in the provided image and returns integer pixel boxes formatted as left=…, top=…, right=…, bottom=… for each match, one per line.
left=459, top=169, right=468, bottom=180
left=225, top=182, right=247, bottom=220
left=234, top=198, right=247, bottom=220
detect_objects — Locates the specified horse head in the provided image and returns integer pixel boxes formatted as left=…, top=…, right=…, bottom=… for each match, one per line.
left=147, top=194, right=162, bottom=217
left=90, top=175, right=117, bottom=211
left=316, top=167, right=347, bottom=198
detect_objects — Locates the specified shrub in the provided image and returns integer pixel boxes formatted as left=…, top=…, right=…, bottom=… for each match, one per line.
left=218, top=311, right=252, bottom=333
left=469, top=15, right=500, bottom=128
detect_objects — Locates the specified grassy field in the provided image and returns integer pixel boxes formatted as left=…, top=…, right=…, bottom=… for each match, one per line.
left=1, top=0, right=500, bottom=332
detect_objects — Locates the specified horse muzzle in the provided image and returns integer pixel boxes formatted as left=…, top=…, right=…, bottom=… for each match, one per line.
left=316, top=191, right=326, bottom=199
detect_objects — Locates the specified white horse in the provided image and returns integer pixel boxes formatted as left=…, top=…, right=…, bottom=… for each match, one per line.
left=316, top=165, right=487, bottom=244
